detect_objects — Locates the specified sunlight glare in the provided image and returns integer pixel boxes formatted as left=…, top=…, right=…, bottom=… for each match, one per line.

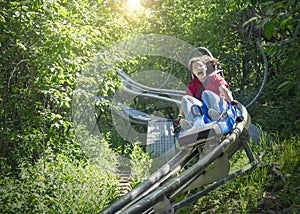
left=127, top=0, right=143, bottom=12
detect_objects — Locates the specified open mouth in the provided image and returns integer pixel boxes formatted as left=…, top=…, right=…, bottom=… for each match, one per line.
left=197, top=71, right=204, bottom=76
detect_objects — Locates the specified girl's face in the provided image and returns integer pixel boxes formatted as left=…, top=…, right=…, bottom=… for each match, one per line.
left=192, top=61, right=207, bottom=81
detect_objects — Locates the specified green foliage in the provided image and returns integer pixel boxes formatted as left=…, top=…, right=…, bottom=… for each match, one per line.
left=0, top=149, right=119, bottom=213
left=242, top=0, right=300, bottom=136
left=0, top=0, right=299, bottom=212
left=0, top=0, right=132, bottom=171
left=126, top=143, right=152, bottom=188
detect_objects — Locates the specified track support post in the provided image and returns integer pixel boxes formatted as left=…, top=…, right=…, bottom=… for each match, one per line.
left=240, top=131, right=255, bottom=163
left=153, top=195, right=174, bottom=214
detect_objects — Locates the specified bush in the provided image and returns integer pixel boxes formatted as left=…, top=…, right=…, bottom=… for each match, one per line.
left=0, top=149, right=119, bottom=214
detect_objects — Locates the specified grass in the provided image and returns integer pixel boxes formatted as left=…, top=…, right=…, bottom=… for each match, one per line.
left=176, top=134, right=300, bottom=213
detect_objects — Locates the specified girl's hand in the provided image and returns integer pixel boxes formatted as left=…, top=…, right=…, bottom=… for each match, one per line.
left=230, top=100, right=239, bottom=106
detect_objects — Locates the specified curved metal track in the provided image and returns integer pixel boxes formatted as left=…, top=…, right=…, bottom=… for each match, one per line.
left=100, top=86, right=261, bottom=214
left=99, top=45, right=268, bottom=213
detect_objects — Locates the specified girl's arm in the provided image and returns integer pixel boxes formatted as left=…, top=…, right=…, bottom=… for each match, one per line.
left=219, top=85, right=234, bottom=103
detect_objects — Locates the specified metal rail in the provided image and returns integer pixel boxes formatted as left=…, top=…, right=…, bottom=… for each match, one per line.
left=246, top=40, right=269, bottom=109
left=100, top=103, right=256, bottom=214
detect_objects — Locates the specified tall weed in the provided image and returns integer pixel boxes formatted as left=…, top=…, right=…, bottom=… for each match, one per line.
left=0, top=148, right=119, bottom=214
